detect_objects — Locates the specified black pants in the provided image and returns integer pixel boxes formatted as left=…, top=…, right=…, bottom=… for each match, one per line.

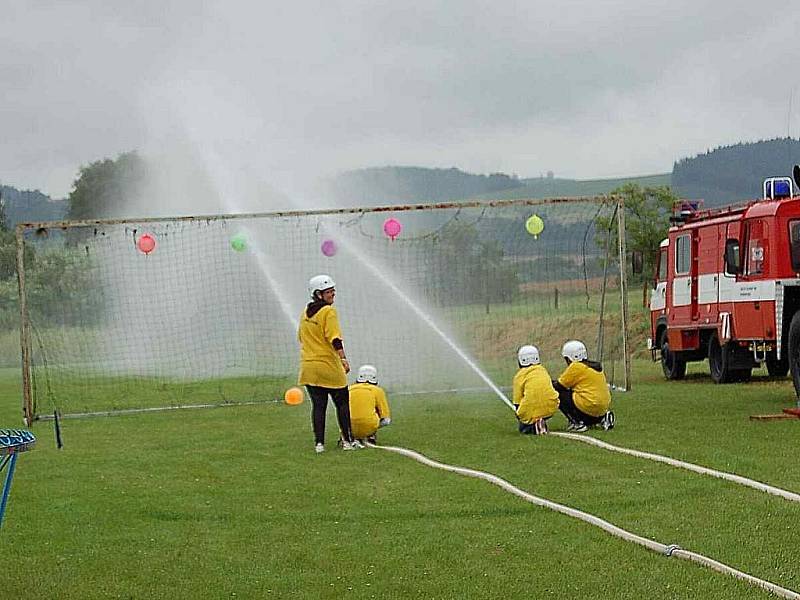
left=306, top=385, right=352, bottom=445
left=557, top=388, right=603, bottom=426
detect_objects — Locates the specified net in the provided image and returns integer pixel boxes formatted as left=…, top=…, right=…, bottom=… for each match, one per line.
left=16, top=197, right=629, bottom=421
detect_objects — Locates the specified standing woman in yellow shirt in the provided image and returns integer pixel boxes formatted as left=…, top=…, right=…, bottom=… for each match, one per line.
left=298, top=274, right=358, bottom=453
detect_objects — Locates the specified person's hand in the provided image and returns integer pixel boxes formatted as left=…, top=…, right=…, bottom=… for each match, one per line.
left=341, top=358, right=350, bottom=373
left=379, top=417, right=391, bottom=427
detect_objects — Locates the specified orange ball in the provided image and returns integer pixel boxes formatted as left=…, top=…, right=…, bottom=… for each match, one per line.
left=284, top=387, right=304, bottom=405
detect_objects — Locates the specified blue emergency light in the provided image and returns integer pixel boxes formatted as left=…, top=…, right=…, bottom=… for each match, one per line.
left=763, top=177, right=793, bottom=200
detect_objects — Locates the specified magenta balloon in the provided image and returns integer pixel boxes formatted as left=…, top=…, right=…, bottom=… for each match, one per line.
left=321, top=239, right=337, bottom=257
left=383, top=218, right=402, bottom=240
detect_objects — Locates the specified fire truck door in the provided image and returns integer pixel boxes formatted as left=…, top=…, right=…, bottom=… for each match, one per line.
left=697, top=224, right=720, bottom=324
left=732, top=218, right=769, bottom=339
left=671, top=232, right=695, bottom=324
left=690, top=230, right=700, bottom=321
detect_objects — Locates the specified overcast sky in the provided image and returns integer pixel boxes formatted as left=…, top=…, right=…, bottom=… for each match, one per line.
left=3, top=0, right=800, bottom=200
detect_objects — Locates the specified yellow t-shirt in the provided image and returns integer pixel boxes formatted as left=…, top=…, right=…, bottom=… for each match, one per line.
left=557, top=361, right=611, bottom=417
left=297, top=305, right=347, bottom=389
left=513, top=364, right=559, bottom=423
left=348, top=382, right=390, bottom=439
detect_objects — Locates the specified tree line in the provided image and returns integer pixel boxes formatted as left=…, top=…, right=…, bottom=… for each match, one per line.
left=0, top=150, right=678, bottom=331
left=672, top=137, right=800, bottom=206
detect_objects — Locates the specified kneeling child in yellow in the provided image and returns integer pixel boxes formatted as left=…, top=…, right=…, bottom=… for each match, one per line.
left=553, top=340, right=614, bottom=433
left=349, top=364, right=391, bottom=444
left=513, top=345, right=559, bottom=435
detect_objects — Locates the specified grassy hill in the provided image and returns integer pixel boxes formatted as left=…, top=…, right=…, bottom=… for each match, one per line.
left=323, top=167, right=672, bottom=206
left=475, top=173, right=672, bottom=200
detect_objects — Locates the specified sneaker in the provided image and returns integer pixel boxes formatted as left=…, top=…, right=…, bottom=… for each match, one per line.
left=351, top=439, right=365, bottom=449
left=315, top=443, right=325, bottom=454
left=366, top=435, right=377, bottom=445
left=341, top=441, right=355, bottom=451
left=567, top=421, right=588, bottom=433
left=601, top=411, right=615, bottom=431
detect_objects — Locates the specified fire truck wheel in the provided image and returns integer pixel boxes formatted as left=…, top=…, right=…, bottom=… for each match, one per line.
left=660, top=332, right=686, bottom=380
left=708, top=333, right=735, bottom=384
left=765, top=351, right=789, bottom=378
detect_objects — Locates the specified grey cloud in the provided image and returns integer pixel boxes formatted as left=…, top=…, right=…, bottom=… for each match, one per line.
left=2, top=0, right=800, bottom=198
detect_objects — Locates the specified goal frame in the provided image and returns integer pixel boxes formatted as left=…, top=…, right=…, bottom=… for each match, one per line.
left=15, top=195, right=629, bottom=425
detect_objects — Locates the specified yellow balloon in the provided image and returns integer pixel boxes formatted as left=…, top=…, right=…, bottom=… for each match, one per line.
left=526, top=214, right=544, bottom=238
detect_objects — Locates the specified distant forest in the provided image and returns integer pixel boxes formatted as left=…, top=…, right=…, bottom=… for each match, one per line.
left=0, top=185, right=66, bottom=227
left=321, top=166, right=523, bottom=205
left=671, top=137, right=800, bottom=206
left=3, top=137, right=800, bottom=225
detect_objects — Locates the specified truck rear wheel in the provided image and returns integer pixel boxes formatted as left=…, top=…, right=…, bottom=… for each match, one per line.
left=709, top=333, right=734, bottom=383
left=787, top=312, right=800, bottom=396
left=765, top=350, right=789, bottom=377
left=709, top=333, right=752, bottom=383
left=660, top=330, right=686, bottom=380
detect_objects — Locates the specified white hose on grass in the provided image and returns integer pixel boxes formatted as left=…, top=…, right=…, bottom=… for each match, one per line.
left=551, top=432, right=800, bottom=504
left=370, top=442, right=800, bottom=600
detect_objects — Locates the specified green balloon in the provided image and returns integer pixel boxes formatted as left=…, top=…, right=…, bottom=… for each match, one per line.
left=525, top=215, right=544, bottom=238
left=231, top=233, right=248, bottom=252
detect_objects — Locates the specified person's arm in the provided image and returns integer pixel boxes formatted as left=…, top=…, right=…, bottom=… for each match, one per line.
left=332, top=341, right=350, bottom=374
left=557, top=362, right=579, bottom=390
left=376, top=387, right=390, bottom=422
left=512, top=372, right=523, bottom=408
left=324, top=308, right=350, bottom=373
left=516, top=377, right=537, bottom=422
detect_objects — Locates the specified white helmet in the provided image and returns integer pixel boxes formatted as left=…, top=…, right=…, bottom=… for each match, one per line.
left=562, top=340, right=588, bottom=362
left=356, top=364, right=378, bottom=384
left=308, top=274, right=335, bottom=299
left=517, top=345, right=540, bottom=367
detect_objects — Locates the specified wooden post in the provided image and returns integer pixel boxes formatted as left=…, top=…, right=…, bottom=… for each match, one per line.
left=15, top=225, right=34, bottom=425
left=616, top=197, right=631, bottom=391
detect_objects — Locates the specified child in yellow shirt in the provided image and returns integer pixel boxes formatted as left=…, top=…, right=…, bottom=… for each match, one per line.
left=553, top=340, right=614, bottom=433
left=348, top=365, right=391, bottom=444
left=512, top=345, right=559, bottom=435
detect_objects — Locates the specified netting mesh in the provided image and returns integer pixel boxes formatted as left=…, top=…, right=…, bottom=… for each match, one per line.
left=18, top=198, right=627, bottom=419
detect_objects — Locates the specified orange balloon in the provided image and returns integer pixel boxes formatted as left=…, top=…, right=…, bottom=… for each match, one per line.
left=284, top=387, right=304, bottom=405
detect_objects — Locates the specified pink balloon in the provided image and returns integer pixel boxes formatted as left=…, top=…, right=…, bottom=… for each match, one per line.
left=321, top=239, right=337, bottom=257
left=137, top=233, right=156, bottom=255
left=383, top=218, right=402, bottom=240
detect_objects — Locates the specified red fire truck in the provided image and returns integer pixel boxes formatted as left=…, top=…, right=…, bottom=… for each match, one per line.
left=649, top=166, right=800, bottom=394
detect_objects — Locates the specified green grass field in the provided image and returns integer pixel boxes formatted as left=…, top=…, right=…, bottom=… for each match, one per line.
left=2, top=359, right=799, bottom=599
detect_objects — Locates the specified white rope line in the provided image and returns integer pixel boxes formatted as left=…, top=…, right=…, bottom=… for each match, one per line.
left=369, top=442, right=800, bottom=600
left=37, top=399, right=277, bottom=421
left=551, top=432, right=800, bottom=503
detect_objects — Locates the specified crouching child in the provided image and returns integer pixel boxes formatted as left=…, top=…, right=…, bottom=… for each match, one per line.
left=513, top=345, right=559, bottom=435
left=553, top=340, right=615, bottom=433
left=349, top=364, right=391, bottom=444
